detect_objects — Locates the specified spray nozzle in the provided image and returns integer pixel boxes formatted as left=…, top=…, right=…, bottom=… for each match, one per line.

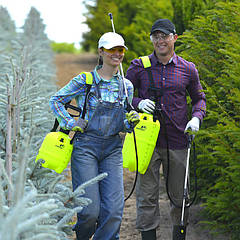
left=108, top=13, right=113, bottom=20
left=185, top=132, right=195, bottom=147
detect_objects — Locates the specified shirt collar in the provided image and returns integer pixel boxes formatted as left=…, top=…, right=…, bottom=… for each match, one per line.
left=150, top=51, right=177, bottom=66
left=94, top=65, right=120, bottom=84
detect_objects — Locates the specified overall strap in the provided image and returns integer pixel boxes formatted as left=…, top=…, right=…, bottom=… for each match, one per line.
left=118, top=75, right=125, bottom=104
left=94, top=75, right=124, bottom=105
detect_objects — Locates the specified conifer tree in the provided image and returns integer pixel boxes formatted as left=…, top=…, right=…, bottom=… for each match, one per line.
left=0, top=6, right=17, bottom=159
left=0, top=6, right=108, bottom=239
left=0, top=6, right=17, bottom=83
left=176, top=1, right=240, bottom=237
left=0, top=6, right=16, bottom=51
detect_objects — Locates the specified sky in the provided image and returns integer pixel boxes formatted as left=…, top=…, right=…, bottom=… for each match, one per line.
left=0, top=0, right=89, bottom=47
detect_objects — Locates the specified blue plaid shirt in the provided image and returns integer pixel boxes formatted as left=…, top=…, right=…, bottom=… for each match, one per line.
left=50, top=65, right=133, bottom=131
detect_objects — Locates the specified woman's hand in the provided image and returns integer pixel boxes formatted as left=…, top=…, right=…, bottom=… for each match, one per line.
left=72, top=118, right=88, bottom=132
left=126, top=111, right=140, bottom=128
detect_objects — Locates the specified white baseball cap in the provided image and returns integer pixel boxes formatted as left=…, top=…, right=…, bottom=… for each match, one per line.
left=98, top=32, right=128, bottom=50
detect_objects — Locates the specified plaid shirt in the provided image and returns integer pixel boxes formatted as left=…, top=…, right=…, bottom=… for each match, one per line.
left=50, top=65, right=133, bottom=130
left=126, top=52, right=206, bottom=149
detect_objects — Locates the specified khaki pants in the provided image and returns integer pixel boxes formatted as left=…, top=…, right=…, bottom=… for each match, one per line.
left=136, top=148, right=189, bottom=231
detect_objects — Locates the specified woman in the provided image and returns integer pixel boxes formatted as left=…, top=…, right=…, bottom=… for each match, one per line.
left=49, top=32, right=139, bottom=240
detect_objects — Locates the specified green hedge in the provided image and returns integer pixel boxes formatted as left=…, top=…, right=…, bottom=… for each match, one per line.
left=51, top=41, right=78, bottom=53
left=176, top=2, right=240, bottom=238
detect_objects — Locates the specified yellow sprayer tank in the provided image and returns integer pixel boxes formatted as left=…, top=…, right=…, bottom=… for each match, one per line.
left=122, top=113, right=160, bottom=174
left=35, top=131, right=73, bottom=174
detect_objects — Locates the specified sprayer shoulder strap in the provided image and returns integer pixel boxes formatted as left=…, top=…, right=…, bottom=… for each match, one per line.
left=81, top=71, right=93, bottom=119
left=139, top=56, right=159, bottom=100
left=139, top=56, right=154, bottom=88
left=51, top=72, right=93, bottom=132
left=139, top=56, right=152, bottom=68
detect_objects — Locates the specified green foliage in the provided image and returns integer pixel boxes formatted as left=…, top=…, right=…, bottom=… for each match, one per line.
left=171, top=0, right=220, bottom=34
left=176, top=1, right=240, bottom=237
left=51, top=41, right=78, bottom=53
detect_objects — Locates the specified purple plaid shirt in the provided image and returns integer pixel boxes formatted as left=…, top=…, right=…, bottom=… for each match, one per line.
left=126, top=52, right=206, bottom=149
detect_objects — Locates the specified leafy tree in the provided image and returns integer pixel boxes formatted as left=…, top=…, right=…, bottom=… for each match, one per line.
left=171, top=0, right=218, bottom=34
left=176, top=1, right=240, bottom=238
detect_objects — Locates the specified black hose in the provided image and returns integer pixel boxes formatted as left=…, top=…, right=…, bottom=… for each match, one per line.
left=124, top=128, right=138, bottom=201
left=156, top=109, right=197, bottom=208
left=188, top=140, right=197, bottom=207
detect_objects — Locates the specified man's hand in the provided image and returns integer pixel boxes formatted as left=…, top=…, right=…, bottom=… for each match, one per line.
left=138, top=99, right=155, bottom=114
left=72, top=118, right=88, bottom=132
left=184, top=117, right=200, bottom=132
left=126, top=110, right=140, bottom=127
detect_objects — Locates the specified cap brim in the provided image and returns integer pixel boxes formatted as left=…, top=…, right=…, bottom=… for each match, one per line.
left=103, top=44, right=128, bottom=50
left=150, top=28, right=171, bottom=35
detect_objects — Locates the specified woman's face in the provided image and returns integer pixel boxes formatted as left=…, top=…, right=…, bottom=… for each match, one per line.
left=99, top=46, right=125, bottom=67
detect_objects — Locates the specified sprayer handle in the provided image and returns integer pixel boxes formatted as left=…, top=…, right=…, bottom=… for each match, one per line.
left=59, top=128, right=70, bottom=135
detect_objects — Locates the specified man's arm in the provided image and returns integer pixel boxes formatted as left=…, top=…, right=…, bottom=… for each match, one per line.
left=187, top=65, right=206, bottom=122
left=126, top=59, right=155, bottom=113
left=185, top=65, right=206, bottom=132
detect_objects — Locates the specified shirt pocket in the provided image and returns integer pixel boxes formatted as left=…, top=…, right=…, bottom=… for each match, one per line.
left=87, top=92, right=98, bottom=109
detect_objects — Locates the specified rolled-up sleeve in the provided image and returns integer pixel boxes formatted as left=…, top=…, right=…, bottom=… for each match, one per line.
left=49, top=74, right=86, bottom=130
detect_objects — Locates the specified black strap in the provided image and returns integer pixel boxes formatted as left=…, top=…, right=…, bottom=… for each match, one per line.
left=50, top=119, right=60, bottom=132
left=50, top=103, right=82, bottom=132
left=82, top=84, right=92, bottom=119
left=140, top=57, right=163, bottom=106
left=146, top=67, right=163, bottom=103
left=65, top=103, right=82, bottom=114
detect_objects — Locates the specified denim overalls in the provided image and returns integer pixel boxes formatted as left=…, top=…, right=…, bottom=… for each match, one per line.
left=71, top=77, right=125, bottom=240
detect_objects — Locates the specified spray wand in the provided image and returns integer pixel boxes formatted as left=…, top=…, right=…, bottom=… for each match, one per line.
left=108, top=13, right=133, bottom=111
left=108, top=12, right=138, bottom=201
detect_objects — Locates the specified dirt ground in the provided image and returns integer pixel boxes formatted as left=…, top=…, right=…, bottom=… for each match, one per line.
left=55, top=53, right=229, bottom=240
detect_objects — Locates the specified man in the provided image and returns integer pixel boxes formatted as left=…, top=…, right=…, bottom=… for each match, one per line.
left=125, top=19, right=206, bottom=240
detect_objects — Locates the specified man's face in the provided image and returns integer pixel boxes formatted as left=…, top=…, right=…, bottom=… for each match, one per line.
left=151, top=31, right=177, bottom=57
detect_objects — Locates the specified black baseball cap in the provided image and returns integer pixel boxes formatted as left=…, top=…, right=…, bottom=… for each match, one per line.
left=150, top=19, right=176, bottom=35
